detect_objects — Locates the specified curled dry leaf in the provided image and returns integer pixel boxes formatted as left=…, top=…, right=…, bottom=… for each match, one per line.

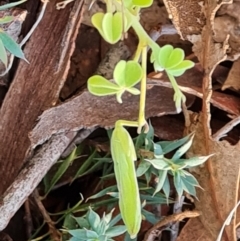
left=222, top=57, right=240, bottom=91
left=163, top=1, right=240, bottom=240
left=177, top=113, right=240, bottom=241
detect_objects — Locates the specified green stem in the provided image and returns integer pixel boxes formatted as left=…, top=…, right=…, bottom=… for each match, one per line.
left=113, top=0, right=159, bottom=51
left=116, top=120, right=139, bottom=128
left=133, top=42, right=143, bottom=62
left=166, top=72, right=180, bottom=94
left=137, top=45, right=148, bottom=133
left=106, top=0, right=113, bottom=13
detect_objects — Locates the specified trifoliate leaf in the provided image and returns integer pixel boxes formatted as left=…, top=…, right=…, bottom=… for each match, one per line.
left=88, top=75, right=120, bottom=96
left=126, top=87, right=140, bottom=95
left=102, top=12, right=123, bottom=44
left=113, top=60, right=142, bottom=88
left=158, top=45, right=173, bottom=68
left=165, top=48, right=184, bottom=69
left=113, top=60, right=126, bottom=87
left=91, top=12, right=105, bottom=38
left=132, top=0, right=153, bottom=8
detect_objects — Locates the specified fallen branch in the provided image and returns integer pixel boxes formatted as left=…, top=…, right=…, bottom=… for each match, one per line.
left=143, top=210, right=201, bottom=241
left=0, top=131, right=78, bottom=231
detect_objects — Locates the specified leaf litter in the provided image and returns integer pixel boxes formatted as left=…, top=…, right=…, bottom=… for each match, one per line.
left=163, top=0, right=240, bottom=240
left=26, top=0, right=240, bottom=240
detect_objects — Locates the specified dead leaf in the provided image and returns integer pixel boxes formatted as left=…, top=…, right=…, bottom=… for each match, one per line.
left=222, top=57, right=240, bottom=91
left=177, top=113, right=240, bottom=241
left=151, top=115, right=184, bottom=141
left=148, top=67, right=240, bottom=116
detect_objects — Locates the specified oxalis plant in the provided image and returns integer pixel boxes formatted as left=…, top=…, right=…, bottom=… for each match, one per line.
left=87, top=0, right=210, bottom=239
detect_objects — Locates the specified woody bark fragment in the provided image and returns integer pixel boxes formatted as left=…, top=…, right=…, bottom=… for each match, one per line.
left=0, top=0, right=84, bottom=195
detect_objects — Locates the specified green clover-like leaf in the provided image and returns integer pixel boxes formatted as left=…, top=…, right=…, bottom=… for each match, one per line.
left=113, top=60, right=143, bottom=87
left=91, top=12, right=105, bottom=38
left=165, top=48, right=184, bottom=69
left=102, top=12, right=123, bottom=44
left=132, top=0, right=153, bottom=8
left=88, top=75, right=120, bottom=96
left=88, top=61, right=142, bottom=103
left=154, top=45, right=194, bottom=77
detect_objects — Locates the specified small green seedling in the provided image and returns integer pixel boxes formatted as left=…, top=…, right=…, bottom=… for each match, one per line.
left=87, top=0, right=195, bottom=238
left=65, top=208, right=127, bottom=241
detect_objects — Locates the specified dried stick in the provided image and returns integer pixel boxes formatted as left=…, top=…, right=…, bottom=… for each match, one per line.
left=143, top=210, right=201, bottom=241
left=24, top=199, right=33, bottom=239
left=212, top=115, right=240, bottom=141
left=0, top=131, right=78, bottom=231
left=33, top=189, right=60, bottom=241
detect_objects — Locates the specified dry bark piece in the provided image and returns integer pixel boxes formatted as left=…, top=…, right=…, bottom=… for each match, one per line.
left=60, top=25, right=102, bottom=99
left=177, top=113, right=240, bottom=241
left=0, top=7, right=27, bottom=85
left=148, top=67, right=240, bottom=116
left=29, top=86, right=195, bottom=149
left=177, top=217, right=212, bottom=241
left=144, top=210, right=201, bottom=241
left=151, top=116, right=184, bottom=141
left=0, top=0, right=84, bottom=195
left=222, top=57, right=240, bottom=91
left=162, top=0, right=205, bottom=40
left=163, top=0, right=240, bottom=59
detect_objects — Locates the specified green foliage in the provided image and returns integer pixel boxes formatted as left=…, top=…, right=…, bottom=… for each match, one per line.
left=137, top=130, right=212, bottom=199
left=43, top=145, right=83, bottom=198
left=64, top=208, right=127, bottom=241
left=88, top=60, right=142, bottom=103
left=111, top=121, right=141, bottom=238
left=85, top=0, right=202, bottom=239
left=0, top=0, right=27, bottom=67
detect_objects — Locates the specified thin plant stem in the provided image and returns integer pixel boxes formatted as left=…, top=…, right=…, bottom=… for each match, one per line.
left=138, top=45, right=148, bottom=133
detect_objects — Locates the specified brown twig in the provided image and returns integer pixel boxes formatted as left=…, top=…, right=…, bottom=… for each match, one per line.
left=0, top=131, right=78, bottom=231
left=24, top=199, right=33, bottom=239
left=143, top=210, right=201, bottom=241
left=212, top=115, right=240, bottom=141
left=33, top=189, right=61, bottom=241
